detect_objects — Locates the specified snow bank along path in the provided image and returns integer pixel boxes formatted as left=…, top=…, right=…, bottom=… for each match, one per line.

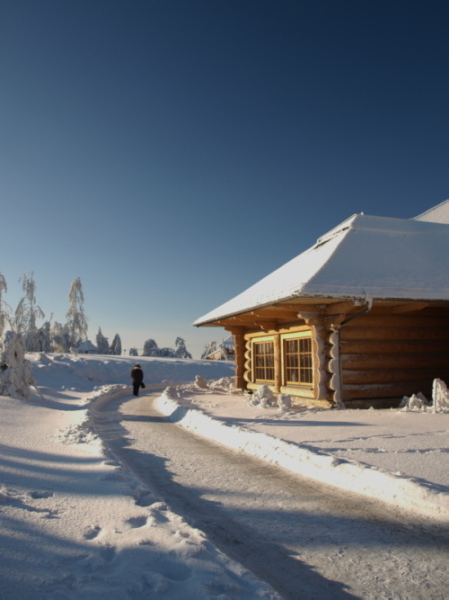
left=156, top=387, right=449, bottom=524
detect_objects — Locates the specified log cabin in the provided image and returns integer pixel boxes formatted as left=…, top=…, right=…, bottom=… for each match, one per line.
left=194, top=201, right=449, bottom=408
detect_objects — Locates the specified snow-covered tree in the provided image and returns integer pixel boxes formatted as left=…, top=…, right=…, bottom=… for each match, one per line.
left=174, top=337, right=192, bottom=359
left=51, top=322, right=70, bottom=353
left=143, top=339, right=158, bottom=356
left=36, top=321, right=52, bottom=352
left=0, top=273, right=8, bottom=344
left=15, top=272, right=45, bottom=351
left=152, top=347, right=176, bottom=358
left=110, top=333, right=122, bottom=355
left=96, top=328, right=109, bottom=354
left=0, top=332, right=34, bottom=399
left=129, top=347, right=139, bottom=357
left=65, top=277, right=88, bottom=349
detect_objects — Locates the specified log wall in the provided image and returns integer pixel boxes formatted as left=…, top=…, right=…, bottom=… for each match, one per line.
left=338, top=310, right=449, bottom=406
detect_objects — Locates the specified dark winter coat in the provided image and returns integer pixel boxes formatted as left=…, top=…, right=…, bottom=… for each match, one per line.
left=131, top=367, right=144, bottom=385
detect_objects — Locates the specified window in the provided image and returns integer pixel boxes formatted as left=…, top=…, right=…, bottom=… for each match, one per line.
left=253, top=341, right=275, bottom=382
left=284, top=337, right=313, bottom=385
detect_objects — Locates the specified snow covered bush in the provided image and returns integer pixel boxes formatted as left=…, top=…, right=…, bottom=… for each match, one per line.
left=0, top=332, right=34, bottom=399
left=278, top=394, right=292, bottom=410
left=248, top=384, right=277, bottom=408
left=432, top=378, right=449, bottom=413
left=248, top=386, right=292, bottom=410
left=399, top=392, right=429, bottom=412
left=129, top=347, right=138, bottom=357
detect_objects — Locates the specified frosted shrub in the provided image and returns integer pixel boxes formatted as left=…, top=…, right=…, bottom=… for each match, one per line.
left=278, top=394, right=292, bottom=410
left=248, top=384, right=277, bottom=408
left=0, top=332, right=34, bottom=399
left=399, top=392, right=429, bottom=412
left=432, top=378, right=449, bottom=413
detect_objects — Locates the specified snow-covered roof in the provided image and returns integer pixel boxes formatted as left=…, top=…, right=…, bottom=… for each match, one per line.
left=414, top=199, right=449, bottom=224
left=194, top=212, right=449, bottom=325
left=77, top=340, right=98, bottom=352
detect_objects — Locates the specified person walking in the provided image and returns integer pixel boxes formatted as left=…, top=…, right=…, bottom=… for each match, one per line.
left=131, top=364, right=144, bottom=396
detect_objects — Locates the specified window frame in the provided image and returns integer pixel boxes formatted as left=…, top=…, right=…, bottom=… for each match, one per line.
left=281, top=331, right=314, bottom=388
left=252, top=336, right=275, bottom=383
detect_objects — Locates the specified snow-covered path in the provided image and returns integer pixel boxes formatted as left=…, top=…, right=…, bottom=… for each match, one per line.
left=92, top=391, right=449, bottom=600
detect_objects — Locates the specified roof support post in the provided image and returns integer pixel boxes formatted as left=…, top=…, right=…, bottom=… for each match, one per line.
left=226, top=327, right=246, bottom=390
left=326, top=299, right=373, bottom=408
left=273, top=332, right=282, bottom=393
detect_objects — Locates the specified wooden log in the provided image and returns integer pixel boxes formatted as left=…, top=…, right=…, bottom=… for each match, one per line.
left=324, top=300, right=356, bottom=315
left=340, top=353, right=449, bottom=370
left=342, top=314, right=449, bottom=328
left=249, top=309, right=299, bottom=320
left=342, top=380, right=432, bottom=400
left=342, top=367, right=449, bottom=385
left=340, top=327, right=449, bottom=341
left=233, top=330, right=246, bottom=389
left=391, top=302, right=429, bottom=314
left=339, top=339, right=449, bottom=355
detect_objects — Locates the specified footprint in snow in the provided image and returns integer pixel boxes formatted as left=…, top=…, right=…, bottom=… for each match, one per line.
left=126, top=515, right=148, bottom=528
left=83, top=525, right=102, bottom=540
left=28, top=490, right=54, bottom=499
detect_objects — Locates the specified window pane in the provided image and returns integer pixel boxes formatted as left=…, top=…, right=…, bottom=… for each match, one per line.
left=253, top=341, right=274, bottom=382
left=283, top=336, right=313, bottom=386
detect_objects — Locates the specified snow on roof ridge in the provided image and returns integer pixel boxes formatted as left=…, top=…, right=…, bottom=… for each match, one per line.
left=414, top=199, right=449, bottom=222
left=315, top=212, right=447, bottom=248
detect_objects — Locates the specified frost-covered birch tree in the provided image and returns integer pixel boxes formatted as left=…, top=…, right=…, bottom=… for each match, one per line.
left=65, top=277, right=88, bottom=349
left=0, top=273, right=8, bottom=344
left=15, top=272, right=45, bottom=351
left=51, top=322, right=70, bottom=353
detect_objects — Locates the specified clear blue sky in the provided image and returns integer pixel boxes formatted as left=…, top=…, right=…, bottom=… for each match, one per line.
left=1, top=1, right=448, bottom=357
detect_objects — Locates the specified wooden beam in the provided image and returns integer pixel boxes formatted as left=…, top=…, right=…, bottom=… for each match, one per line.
left=249, top=309, right=298, bottom=320
left=391, top=302, right=429, bottom=314
left=225, top=326, right=245, bottom=335
left=325, top=300, right=355, bottom=315
left=255, top=321, right=277, bottom=331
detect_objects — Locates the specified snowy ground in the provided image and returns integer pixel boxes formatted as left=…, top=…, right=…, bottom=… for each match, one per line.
left=1, top=354, right=279, bottom=599
left=157, top=381, right=449, bottom=524
left=1, top=352, right=448, bottom=598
